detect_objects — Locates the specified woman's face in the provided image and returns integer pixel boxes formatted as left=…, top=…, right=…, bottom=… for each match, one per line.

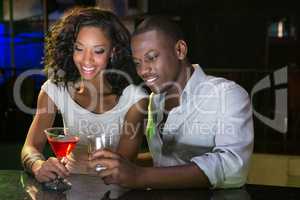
left=73, top=26, right=113, bottom=81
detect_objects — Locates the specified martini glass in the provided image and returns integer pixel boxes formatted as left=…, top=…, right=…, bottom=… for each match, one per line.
left=44, top=127, right=79, bottom=191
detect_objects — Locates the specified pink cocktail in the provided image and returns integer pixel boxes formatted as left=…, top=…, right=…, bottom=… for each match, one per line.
left=44, top=127, right=79, bottom=191
left=48, top=135, right=79, bottom=158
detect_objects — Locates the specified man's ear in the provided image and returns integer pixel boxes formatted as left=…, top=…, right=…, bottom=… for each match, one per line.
left=175, top=40, right=188, bottom=60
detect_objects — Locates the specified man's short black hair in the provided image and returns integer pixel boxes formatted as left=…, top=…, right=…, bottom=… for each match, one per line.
left=132, top=15, right=185, bottom=44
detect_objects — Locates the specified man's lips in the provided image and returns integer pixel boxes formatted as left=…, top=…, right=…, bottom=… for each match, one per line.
left=144, top=76, right=159, bottom=85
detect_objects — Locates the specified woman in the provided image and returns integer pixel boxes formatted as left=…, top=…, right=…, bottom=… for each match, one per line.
left=21, top=7, right=147, bottom=198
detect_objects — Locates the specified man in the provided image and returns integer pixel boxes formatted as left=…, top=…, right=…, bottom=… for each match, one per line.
left=90, top=16, right=254, bottom=189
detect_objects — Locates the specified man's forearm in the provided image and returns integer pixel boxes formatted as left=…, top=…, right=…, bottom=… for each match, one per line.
left=135, top=162, right=211, bottom=189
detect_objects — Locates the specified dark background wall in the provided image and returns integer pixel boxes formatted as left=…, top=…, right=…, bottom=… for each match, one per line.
left=148, top=0, right=300, bottom=69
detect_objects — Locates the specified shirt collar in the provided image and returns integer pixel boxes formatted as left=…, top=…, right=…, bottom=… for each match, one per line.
left=181, top=64, right=207, bottom=104
left=151, top=64, right=207, bottom=112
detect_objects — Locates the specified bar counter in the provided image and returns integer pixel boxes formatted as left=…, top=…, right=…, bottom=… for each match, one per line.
left=1, top=170, right=300, bottom=200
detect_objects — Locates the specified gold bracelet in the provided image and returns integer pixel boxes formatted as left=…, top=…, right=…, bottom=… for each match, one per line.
left=22, top=153, right=46, bottom=174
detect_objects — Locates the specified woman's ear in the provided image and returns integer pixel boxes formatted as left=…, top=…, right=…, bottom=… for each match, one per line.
left=175, top=40, right=188, bottom=60
left=110, top=47, right=117, bottom=63
left=110, top=47, right=116, bottom=58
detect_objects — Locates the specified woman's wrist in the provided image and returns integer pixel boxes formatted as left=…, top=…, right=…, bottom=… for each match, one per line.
left=22, top=153, right=45, bottom=174
left=31, top=160, right=45, bottom=176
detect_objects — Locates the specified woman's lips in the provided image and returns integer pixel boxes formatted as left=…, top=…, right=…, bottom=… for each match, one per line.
left=82, top=66, right=95, bottom=75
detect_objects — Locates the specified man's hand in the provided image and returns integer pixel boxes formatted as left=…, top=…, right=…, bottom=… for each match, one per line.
left=89, top=149, right=143, bottom=188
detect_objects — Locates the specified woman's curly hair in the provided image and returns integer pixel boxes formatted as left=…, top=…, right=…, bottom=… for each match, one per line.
left=44, top=7, right=139, bottom=96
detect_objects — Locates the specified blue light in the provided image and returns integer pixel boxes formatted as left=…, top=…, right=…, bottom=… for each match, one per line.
left=0, top=23, right=4, bottom=34
left=0, top=31, right=45, bottom=87
left=0, top=32, right=44, bottom=69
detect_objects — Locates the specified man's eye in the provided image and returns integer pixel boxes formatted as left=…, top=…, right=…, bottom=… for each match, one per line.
left=134, top=62, right=141, bottom=68
left=149, top=56, right=155, bottom=61
left=147, top=53, right=158, bottom=61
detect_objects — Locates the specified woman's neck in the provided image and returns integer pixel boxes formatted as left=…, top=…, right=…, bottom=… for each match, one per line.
left=79, top=75, right=113, bottom=96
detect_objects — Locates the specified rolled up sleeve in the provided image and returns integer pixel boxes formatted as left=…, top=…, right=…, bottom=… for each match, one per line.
left=191, top=83, right=254, bottom=188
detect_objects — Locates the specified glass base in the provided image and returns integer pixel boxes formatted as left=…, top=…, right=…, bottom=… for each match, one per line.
left=42, top=178, right=72, bottom=192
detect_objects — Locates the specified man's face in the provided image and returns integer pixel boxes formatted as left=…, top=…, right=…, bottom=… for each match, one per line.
left=131, top=30, right=182, bottom=94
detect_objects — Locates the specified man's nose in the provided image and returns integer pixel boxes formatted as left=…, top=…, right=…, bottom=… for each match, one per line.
left=138, top=62, right=152, bottom=77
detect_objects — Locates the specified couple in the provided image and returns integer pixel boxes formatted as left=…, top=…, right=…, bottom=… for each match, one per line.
left=21, top=6, right=253, bottom=197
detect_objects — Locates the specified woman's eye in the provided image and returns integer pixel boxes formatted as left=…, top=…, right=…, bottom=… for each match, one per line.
left=74, top=45, right=82, bottom=51
left=95, top=49, right=105, bottom=54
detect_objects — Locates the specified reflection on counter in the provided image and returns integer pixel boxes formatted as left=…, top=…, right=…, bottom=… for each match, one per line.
left=1, top=170, right=300, bottom=200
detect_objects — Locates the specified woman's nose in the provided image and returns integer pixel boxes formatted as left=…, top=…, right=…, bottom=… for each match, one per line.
left=83, top=51, right=93, bottom=65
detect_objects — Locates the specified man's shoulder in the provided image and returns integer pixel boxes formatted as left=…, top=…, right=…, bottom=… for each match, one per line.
left=207, top=75, right=236, bottom=89
left=194, top=75, right=246, bottom=95
left=121, top=84, right=148, bottom=100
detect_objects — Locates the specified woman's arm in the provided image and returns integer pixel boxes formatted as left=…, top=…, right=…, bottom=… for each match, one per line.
left=116, top=98, right=148, bottom=161
left=21, top=90, right=69, bottom=182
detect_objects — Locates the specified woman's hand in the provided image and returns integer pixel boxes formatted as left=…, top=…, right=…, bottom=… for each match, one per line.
left=32, top=157, right=70, bottom=183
